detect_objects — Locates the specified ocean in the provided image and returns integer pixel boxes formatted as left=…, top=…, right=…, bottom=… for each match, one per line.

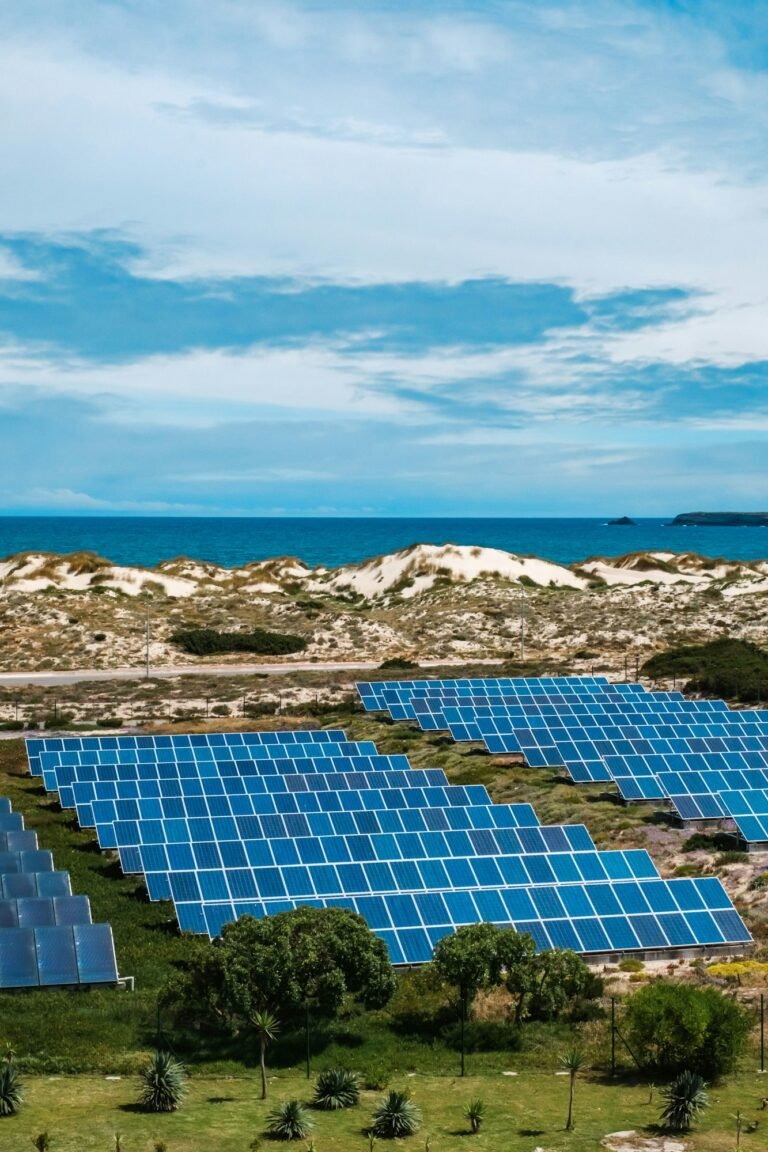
left=1, top=516, right=767, bottom=570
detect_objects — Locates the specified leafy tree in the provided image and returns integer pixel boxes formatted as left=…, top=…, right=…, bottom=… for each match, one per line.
left=431, top=923, right=502, bottom=1075
left=252, top=1010, right=279, bottom=1101
left=561, top=1048, right=583, bottom=1131
left=659, top=1070, right=709, bottom=1132
left=624, top=983, right=751, bottom=1079
left=529, top=949, right=603, bottom=1021
left=496, top=928, right=536, bottom=1024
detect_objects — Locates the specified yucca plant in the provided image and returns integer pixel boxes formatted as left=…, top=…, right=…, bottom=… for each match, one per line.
left=251, top=1010, right=280, bottom=1102
left=266, top=1099, right=313, bottom=1142
left=464, top=1098, right=486, bottom=1134
left=313, top=1067, right=360, bottom=1110
left=138, top=1050, right=188, bottom=1113
left=370, top=1089, right=421, bottom=1139
left=561, top=1048, right=584, bottom=1132
left=32, top=1136, right=51, bottom=1152
left=0, top=1058, right=22, bottom=1117
left=659, top=1070, right=709, bottom=1132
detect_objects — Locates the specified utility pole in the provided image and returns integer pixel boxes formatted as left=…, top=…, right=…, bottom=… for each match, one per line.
left=145, top=608, right=151, bottom=679
left=520, top=583, right=526, bottom=663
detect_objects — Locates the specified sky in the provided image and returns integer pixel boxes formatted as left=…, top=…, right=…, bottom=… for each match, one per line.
left=0, top=0, right=766, bottom=517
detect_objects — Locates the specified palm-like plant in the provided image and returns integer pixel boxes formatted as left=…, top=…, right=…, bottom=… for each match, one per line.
left=659, top=1070, right=709, bottom=1133
left=313, top=1067, right=360, bottom=1110
left=561, top=1048, right=584, bottom=1132
left=251, top=1010, right=279, bottom=1102
left=32, top=1136, right=51, bottom=1152
left=266, top=1099, right=313, bottom=1141
left=0, top=1057, right=22, bottom=1117
left=138, top=1049, right=188, bottom=1113
left=464, top=1098, right=486, bottom=1134
left=370, top=1089, right=422, bottom=1139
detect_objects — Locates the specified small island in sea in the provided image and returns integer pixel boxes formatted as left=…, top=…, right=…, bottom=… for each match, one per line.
left=671, top=511, right=768, bottom=527
left=607, top=516, right=637, bottom=525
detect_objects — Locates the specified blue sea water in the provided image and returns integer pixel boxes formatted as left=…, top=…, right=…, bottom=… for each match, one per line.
left=1, top=517, right=767, bottom=569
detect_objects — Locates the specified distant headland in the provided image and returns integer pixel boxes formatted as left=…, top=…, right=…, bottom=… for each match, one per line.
left=671, top=512, right=768, bottom=527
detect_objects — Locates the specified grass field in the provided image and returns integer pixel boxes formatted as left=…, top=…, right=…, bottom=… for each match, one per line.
left=4, top=1068, right=768, bottom=1152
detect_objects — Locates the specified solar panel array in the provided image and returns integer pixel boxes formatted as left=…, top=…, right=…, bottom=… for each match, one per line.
left=26, top=722, right=751, bottom=964
left=0, top=794, right=118, bottom=988
left=357, top=677, right=768, bottom=848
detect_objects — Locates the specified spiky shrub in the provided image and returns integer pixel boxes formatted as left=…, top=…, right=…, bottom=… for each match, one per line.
left=32, top=1137, right=51, bottom=1152
left=464, top=1098, right=486, bottom=1133
left=370, top=1090, right=421, bottom=1139
left=138, top=1050, right=188, bottom=1114
left=313, top=1068, right=360, bottom=1111
left=266, top=1100, right=313, bottom=1142
left=660, top=1070, right=709, bottom=1132
left=0, top=1059, right=22, bottom=1117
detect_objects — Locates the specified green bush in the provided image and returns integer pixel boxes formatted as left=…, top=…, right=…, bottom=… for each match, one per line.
left=623, top=983, right=751, bottom=1078
left=312, top=1067, right=360, bottom=1110
left=137, top=1050, right=188, bottom=1113
left=266, top=1099, right=313, bottom=1141
left=170, top=627, right=307, bottom=657
left=370, top=1089, right=421, bottom=1139
left=618, top=958, right=644, bottom=973
left=642, top=638, right=768, bottom=702
left=377, top=658, right=419, bottom=670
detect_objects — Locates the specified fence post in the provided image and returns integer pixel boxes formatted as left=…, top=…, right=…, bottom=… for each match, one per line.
left=611, top=997, right=616, bottom=1077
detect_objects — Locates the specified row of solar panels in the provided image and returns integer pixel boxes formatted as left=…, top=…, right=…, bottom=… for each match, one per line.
left=357, top=677, right=768, bottom=845
left=25, top=727, right=751, bottom=963
left=0, top=795, right=119, bottom=988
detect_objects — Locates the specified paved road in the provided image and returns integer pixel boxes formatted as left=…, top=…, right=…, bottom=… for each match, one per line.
left=0, top=658, right=475, bottom=687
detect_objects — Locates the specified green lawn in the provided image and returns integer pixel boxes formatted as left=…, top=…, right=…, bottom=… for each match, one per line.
left=4, top=1069, right=768, bottom=1152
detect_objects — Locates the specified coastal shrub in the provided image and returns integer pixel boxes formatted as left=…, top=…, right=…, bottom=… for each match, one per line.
left=378, top=657, right=419, bottom=670
left=642, top=638, right=768, bottom=702
left=623, top=983, right=751, bottom=1078
left=170, top=626, right=307, bottom=657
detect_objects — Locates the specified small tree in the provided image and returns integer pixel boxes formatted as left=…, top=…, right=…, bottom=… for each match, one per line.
left=252, top=1010, right=279, bottom=1101
left=659, top=1070, right=709, bottom=1132
left=561, top=1048, right=583, bottom=1131
left=431, top=923, right=501, bottom=1076
left=138, top=1050, right=187, bottom=1113
left=32, top=1137, right=51, bottom=1152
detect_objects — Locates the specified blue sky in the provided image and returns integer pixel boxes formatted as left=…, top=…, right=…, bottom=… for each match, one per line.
left=0, top=1, right=766, bottom=515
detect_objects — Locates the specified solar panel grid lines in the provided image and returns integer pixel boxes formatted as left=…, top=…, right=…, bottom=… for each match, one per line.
left=24, top=702, right=756, bottom=959
left=25, top=729, right=348, bottom=776
left=0, top=794, right=119, bottom=988
left=177, top=875, right=751, bottom=960
left=110, top=812, right=593, bottom=860
left=0, top=923, right=119, bottom=988
left=140, top=845, right=659, bottom=908
left=0, top=894, right=92, bottom=929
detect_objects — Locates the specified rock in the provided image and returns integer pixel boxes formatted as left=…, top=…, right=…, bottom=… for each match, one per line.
left=608, top=517, right=637, bottom=526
